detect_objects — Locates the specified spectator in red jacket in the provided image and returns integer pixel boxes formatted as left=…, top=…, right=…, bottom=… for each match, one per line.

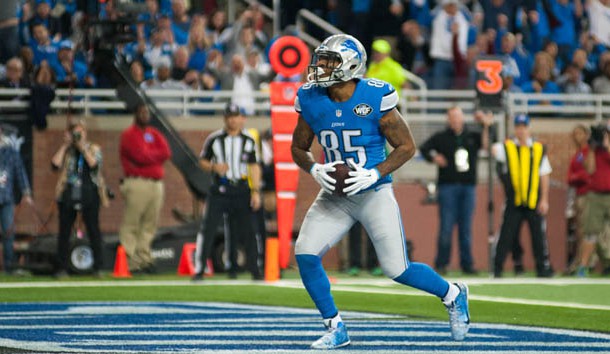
left=118, top=103, right=171, bottom=274
left=566, top=124, right=590, bottom=274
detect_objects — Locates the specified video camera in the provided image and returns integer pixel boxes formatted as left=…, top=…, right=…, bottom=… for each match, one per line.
left=589, top=123, right=610, bottom=147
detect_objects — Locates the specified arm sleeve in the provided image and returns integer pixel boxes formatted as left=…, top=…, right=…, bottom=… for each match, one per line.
left=13, top=150, right=31, bottom=195
left=419, top=134, right=438, bottom=162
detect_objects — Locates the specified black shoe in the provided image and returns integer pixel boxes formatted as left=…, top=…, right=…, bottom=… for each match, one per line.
left=143, top=264, right=157, bottom=274
left=514, top=264, right=525, bottom=276
left=192, top=272, right=204, bottom=282
left=493, top=269, right=503, bottom=278
left=252, top=273, right=264, bottom=281
left=537, top=268, right=554, bottom=278
left=462, top=268, right=478, bottom=275
left=228, top=272, right=238, bottom=279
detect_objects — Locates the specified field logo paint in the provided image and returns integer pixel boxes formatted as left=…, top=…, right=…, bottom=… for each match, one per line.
left=0, top=302, right=609, bottom=353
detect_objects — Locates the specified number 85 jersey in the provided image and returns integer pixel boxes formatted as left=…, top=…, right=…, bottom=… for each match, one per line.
left=294, top=78, right=398, bottom=189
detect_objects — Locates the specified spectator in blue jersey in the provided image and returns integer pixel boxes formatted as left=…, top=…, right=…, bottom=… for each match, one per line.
left=527, top=1, right=551, bottom=54
left=29, top=22, right=58, bottom=66
left=186, top=22, right=210, bottom=71
left=171, top=0, right=191, bottom=36
left=0, top=125, right=33, bottom=275
left=480, top=0, right=514, bottom=32
left=28, top=0, right=61, bottom=41
left=521, top=55, right=562, bottom=106
left=549, top=0, right=583, bottom=68
left=542, top=41, right=562, bottom=78
left=51, top=40, right=95, bottom=88
left=291, top=34, right=470, bottom=349
left=500, top=32, right=533, bottom=87
left=137, top=0, right=160, bottom=39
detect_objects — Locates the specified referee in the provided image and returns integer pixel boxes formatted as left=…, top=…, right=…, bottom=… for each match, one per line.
left=193, top=103, right=263, bottom=281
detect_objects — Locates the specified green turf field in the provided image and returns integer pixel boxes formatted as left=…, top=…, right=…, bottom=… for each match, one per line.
left=0, top=271, right=608, bottom=334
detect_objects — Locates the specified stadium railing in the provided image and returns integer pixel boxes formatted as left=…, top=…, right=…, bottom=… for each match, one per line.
left=3, top=88, right=610, bottom=123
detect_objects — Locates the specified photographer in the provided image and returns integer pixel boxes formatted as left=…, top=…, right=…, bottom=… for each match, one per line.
left=51, top=120, right=109, bottom=278
left=578, top=121, right=610, bottom=276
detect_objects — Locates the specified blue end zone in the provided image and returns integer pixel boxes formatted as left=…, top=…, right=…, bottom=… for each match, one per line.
left=0, top=302, right=608, bottom=353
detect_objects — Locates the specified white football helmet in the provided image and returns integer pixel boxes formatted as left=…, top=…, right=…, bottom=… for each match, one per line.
left=307, top=34, right=367, bottom=87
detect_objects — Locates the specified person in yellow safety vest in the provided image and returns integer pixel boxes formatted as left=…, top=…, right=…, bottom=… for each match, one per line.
left=365, top=39, right=408, bottom=97
left=492, top=114, right=554, bottom=278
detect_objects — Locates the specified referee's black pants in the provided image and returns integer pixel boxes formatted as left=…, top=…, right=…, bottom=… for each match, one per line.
left=494, top=204, right=552, bottom=277
left=196, top=184, right=261, bottom=277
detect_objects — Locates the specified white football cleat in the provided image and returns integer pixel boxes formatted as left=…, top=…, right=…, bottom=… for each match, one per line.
left=311, top=322, right=350, bottom=349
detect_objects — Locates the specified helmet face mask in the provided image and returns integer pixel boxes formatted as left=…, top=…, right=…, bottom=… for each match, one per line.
left=307, top=34, right=367, bottom=88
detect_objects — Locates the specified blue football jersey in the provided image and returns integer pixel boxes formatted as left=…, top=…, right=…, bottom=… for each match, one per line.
left=294, top=78, right=399, bottom=189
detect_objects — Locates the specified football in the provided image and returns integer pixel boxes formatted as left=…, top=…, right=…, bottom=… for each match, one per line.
left=328, top=162, right=352, bottom=197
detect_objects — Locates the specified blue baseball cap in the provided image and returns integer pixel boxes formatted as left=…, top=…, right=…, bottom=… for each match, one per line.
left=59, top=40, right=74, bottom=50
left=514, top=114, right=530, bottom=126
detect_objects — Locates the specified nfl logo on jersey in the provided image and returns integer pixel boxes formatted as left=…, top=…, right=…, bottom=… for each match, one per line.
left=336, top=109, right=342, bottom=117
left=353, top=103, right=373, bottom=117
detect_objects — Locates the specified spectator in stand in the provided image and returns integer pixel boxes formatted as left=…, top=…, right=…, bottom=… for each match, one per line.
left=29, top=61, right=55, bottom=130
left=0, top=125, right=33, bottom=275
left=592, top=61, right=610, bottom=94
left=558, top=63, right=592, bottom=96
left=246, top=49, right=272, bottom=80
left=51, top=120, right=108, bottom=278
left=366, top=39, right=408, bottom=96
left=138, top=0, right=160, bottom=39
left=157, top=11, right=187, bottom=47
left=549, top=0, right=582, bottom=68
left=542, top=41, right=562, bottom=78
left=566, top=125, right=590, bottom=275
left=206, top=10, right=227, bottom=46
left=500, top=32, right=533, bottom=87
left=419, top=106, right=493, bottom=275
left=521, top=58, right=561, bottom=106
left=171, top=0, right=191, bottom=37
left=18, top=47, right=35, bottom=79
left=119, top=103, right=171, bottom=275
left=29, top=22, right=58, bottom=66
left=28, top=0, right=61, bottom=42
left=527, top=0, right=552, bottom=54
left=129, top=60, right=146, bottom=86
left=571, top=48, right=597, bottom=86
left=0, top=58, right=30, bottom=91
left=187, top=23, right=211, bottom=72
left=429, top=0, right=469, bottom=90
left=223, top=24, right=264, bottom=64
left=369, top=0, right=406, bottom=45
left=349, top=0, right=372, bottom=54
left=397, top=20, right=430, bottom=73
left=0, top=0, right=20, bottom=64
left=171, top=46, right=199, bottom=88
left=207, top=52, right=263, bottom=115
left=480, top=0, right=514, bottom=32
left=579, top=120, right=610, bottom=276
left=501, top=57, right=523, bottom=94
left=141, top=57, right=190, bottom=116
left=51, top=40, right=95, bottom=88
left=143, top=27, right=177, bottom=71
left=587, top=0, right=610, bottom=48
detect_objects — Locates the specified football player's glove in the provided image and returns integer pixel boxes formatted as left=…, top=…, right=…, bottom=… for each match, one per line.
left=310, top=161, right=342, bottom=193
left=343, top=160, right=380, bottom=196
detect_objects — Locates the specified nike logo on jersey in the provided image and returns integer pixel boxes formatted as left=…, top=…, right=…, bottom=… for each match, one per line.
left=353, top=103, right=373, bottom=117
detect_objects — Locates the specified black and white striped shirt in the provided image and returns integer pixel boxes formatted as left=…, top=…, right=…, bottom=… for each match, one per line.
left=200, top=129, right=259, bottom=184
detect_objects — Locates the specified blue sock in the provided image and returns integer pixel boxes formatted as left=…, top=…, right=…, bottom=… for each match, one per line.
left=296, top=254, right=338, bottom=319
left=393, top=262, right=450, bottom=298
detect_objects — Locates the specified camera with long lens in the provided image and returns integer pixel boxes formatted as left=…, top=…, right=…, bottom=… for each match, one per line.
left=589, top=124, right=609, bottom=147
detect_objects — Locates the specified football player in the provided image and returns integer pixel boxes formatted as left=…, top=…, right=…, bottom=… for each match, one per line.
left=291, top=34, right=470, bottom=349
